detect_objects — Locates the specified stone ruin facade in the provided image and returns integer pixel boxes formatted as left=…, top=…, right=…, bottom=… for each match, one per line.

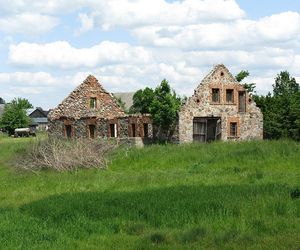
left=48, top=75, right=152, bottom=144
left=179, top=64, right=263, bottom=143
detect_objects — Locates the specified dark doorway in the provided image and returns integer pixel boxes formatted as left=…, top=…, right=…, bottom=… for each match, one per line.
left=89, top=125, right=96, bottom=139
left=131, top=123, right=136, bottom=137
left=193, top=117, right=221, bottom=143
left=238, top=91, right=246, bottom=112
left=110, top=124, right=116, bottom=137
left=143, top=123, right=149, bottom=138
left=65, top=125, right=72, bottom=139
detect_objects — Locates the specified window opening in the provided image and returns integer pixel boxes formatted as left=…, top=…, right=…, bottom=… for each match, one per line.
left=238, top=92, right=246, bottom=112
left=212, top=88, right=220, bottom=103
left=226, top=89, right=234, bottom=103
left=65, top=125, right=72, bottom=139
left=143, top=123, right=149, bottom=138
left=89, top=124, right=96, bottom=139
left=110, top=124, right=117, bottom=137
left=131, top=123, right=136, bottom=137
left=230, top=122, right=237, bottom=137
left=90, top=97, right=97, bottom=109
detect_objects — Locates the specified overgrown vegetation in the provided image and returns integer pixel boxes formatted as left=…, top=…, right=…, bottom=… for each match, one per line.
left=16, top=138, right=116, bottom=171
left=0, top=136, right=299, bottom=249
left=130, top=79, right=182, bottom=140
left=236, top=70, right=300, bottom=140
left=254, top=71, right=300, bottom=140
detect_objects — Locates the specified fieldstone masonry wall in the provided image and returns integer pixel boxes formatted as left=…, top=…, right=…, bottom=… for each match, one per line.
left=179, top=64, right=263, bottom=143
left=48, top=75, right=153, bottom=145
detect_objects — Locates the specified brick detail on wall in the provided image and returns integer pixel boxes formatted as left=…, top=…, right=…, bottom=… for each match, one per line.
left=178, top=64, right=263, bottom=143
left=48, top=75, right=153, bottom=143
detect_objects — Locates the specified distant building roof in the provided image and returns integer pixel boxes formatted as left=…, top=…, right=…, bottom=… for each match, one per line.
left=113, top=92, right=135, bottom=110
left=29, top=107, right=50, bottom=118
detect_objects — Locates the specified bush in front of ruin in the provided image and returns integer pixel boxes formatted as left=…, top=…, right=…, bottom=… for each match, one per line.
left=16, top=138, right=116, bottom=171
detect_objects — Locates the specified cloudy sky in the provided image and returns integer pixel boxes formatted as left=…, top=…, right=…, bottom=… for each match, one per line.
left=0, top=0, right=300, bottom=109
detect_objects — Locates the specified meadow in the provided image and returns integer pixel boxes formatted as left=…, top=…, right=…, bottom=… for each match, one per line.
left=0, top=134, right=299, bottom=249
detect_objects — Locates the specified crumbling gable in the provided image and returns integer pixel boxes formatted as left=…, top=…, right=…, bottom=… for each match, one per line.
left=179, top=64, right=263, bottom=143
left=48, top=75, right=152, bottom=142
left=48, top=75, right=125, bottom=121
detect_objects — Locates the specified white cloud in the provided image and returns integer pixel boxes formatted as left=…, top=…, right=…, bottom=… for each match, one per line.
left=256, top=12, right=300, bottom=41
left=76, top=13, right=94, bottom=34
left=0, top=0, right=244, bottom=25
left=132, top=12, right=300, bottom=50
left=86, top=0, right=245, bottom=31
left=0, top=72, right=62, bottom=86
left=9, top=41, right=153, bottom=69
left=0, top=13, right=59, bottom=35
left=0, top=0, right=88, bottom=15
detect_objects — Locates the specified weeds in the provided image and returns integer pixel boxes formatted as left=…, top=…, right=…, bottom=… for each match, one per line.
left=15, top=138, right=116, bottom=171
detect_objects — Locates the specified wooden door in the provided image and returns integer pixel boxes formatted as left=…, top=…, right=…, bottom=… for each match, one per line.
left=193, top=118, right=207, bottom=142
left=215, top=119, right=222, bottom=140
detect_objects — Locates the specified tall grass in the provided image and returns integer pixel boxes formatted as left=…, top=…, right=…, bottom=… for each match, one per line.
left=0, top=137, right=299, bottom=249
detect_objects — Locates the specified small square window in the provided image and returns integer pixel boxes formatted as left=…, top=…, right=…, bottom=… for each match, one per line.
left=212, top=88, right=220, bottom=103
left=230, top=122, right=237, bottom=137
left=90, top=97, right=97, bottom=109
left=226, top=89, right=234, bottom=103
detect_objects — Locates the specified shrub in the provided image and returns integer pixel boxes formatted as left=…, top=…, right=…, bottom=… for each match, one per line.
left=149, top=232, right=167, bottom=244
left=290, top=188, right=300, bottom=200
left=16, top=138, right=116, bottom=171
left=181, top=227, right=206, bottom=243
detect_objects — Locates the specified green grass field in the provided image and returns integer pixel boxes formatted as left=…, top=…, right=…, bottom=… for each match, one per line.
left=0, top=135, right=300, bottom=249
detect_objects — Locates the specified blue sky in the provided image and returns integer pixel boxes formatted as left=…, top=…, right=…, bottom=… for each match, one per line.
left=0, top=0, right=300, bottom=109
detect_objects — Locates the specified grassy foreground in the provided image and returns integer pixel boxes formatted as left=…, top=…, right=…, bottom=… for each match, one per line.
left=0, top=135, right=300, bottom=249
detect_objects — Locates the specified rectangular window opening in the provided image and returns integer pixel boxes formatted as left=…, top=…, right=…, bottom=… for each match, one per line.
left=238, top=92, right=246, bottom=112
left=65, top=125, right=72, bottom=139
left=90, top=97, right=97, bottom=109
left=226, top=89, right=234, bottom=103
left=230, top=122, right=237, bottom=137
left=212, top=88, right=220, bottom=103
left=143, top=123, right=149, bottom=138
left=89, top=124, right=96, bottom=139
left=110, top=124, right=117, bottom=137
left=131, top=123, right=136, bottom=137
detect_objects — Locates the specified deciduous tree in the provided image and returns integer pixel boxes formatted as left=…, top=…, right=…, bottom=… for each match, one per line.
left=0, top=98, right=33, bottom=135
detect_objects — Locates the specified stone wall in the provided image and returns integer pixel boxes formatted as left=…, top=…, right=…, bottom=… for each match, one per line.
left=179, top=64, right=263, bottom=143
left=48, top=75, right=125, bottom=121
left=49, top=115, right=153, bottom=144
left=48, top=75, right=153, bottom=145
left=48, top=120, right=64, bottom=139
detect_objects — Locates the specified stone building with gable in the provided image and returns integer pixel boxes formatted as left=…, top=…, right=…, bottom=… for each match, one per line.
left=48, top=75, right=152, bottom=142
left=178, top=64, right=263, bottom=143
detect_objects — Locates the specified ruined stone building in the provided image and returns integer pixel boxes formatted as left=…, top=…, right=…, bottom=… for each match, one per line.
left=178, top=64, right=263, bottom=143
left=48, top=75, right=152, bottom=142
